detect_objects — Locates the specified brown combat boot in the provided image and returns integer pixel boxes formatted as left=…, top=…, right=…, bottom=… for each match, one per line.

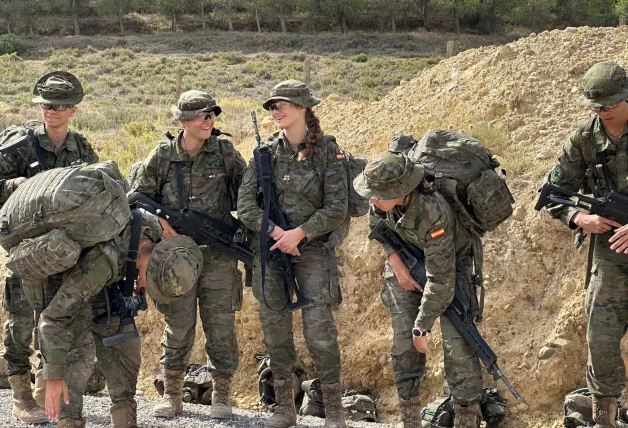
left=33, top=367, right=46, bottom=409
left=264, top=379, right=297, bottom=428
left=321, top=382, right=347, bottom=428
left=57, top=418, right=85, bottom=427
left=8, top=373, right=48, bottom=424
left=152, top=368, right=184, bottom=418
left=453, top=403, right=481, bottom=428
left=399, top=396, right=421, bottom=428
left=210, top=372, right=232, bottom=419
left=592, top=396, right=617, bottom=428
left=110, top=400, right=137, bottom=428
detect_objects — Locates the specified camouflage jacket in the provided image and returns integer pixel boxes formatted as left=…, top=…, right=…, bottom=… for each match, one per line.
left=131, top=131, right=246, bottom=226
left=370, top=189, right=473, bottom=330
left=237, top=131, right=348, bottom=244
left=0, top=122, right=99, bottom=205
left=40, top=210, right=161, bottom=380
left=547, top=115, right=628, bottom=227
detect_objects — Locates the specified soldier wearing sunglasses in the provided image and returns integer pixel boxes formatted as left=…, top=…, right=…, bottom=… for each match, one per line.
left=0, top=71, right=99, bottom=426
left=542, top=61, right=628, bottom=427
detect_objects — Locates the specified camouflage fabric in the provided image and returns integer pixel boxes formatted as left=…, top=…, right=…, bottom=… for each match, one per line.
left=146, top=235, right=203, bottom=304
left=263, top=80, right=321, bottom=110
left=1, top=124, right=98, bottom=378
left=370, top=189, right=482, bottom=405
left=171, top=90, right=222, bottom=120
left=353, top=152, right=424, bottom=201
left=546, top=95, right=628, bottom=398
left=579, top=62, right=628, bottom=108
left=237, top=130, right=348, bottom=243
left=0, top=122, right=98, bottom=204
left=133, top=130, right=246, bottom=376
left=31, top=71, right=83, bottom=106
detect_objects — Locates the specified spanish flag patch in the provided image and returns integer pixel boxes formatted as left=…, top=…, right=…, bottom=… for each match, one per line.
left=430, top=228, right=446, bottom=239
left=336, top=153, right=345, bottom=160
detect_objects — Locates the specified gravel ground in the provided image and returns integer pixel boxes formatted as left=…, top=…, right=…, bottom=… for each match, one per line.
left=0, top=389, right=397, bottom=428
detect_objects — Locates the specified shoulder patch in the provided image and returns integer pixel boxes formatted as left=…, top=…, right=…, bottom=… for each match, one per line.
left=430, top=228, right=446, bottom=239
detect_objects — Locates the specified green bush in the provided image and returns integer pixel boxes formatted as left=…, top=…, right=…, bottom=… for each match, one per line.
left=353, top=53, right=368, bottom=63
left=0, top=34, right=27, bottom=56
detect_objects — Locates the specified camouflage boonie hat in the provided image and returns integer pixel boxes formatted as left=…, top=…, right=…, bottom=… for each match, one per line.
left=32, top=71, right=83, bottom=106
left=262, top=80, right=321, bottom=110
left=579, top=61, right=628, bottom=107
left=353, top=152, right=424, bottom=200
left=171, top=90, right=222, bottom=121
left=146, top=235, right=202, bottom=304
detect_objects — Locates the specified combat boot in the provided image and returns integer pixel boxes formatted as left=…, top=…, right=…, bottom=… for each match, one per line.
left=210, top=372, right=232, bottom=419
left=453, top=403, right=481, bottom=428
left=110, top=400, right=137, bottom=428
left=398, top=396, right=421, bottom=428
left=321, top=382, right=347, bottom=428
left=152, top=368, right=184, bottom=418
left=33, top=367, right=46, bottom=409
left=8, top=373, right=48, bottom=424
left=592, top=396, right=617, bottom=428
left=264, top=379, right=297, bottom=428
left=57, top=418, right=85, bottom=427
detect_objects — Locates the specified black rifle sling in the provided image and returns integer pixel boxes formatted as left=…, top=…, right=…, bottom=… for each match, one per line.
left=255, top=146, right=273, bottom=293
left=32, top=128, right=49, bottom=171
left=124, top=208, right=143, bottom=297
left=173, top=161, right=187, bottom=210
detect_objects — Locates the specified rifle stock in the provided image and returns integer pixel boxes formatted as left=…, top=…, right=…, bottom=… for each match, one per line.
left=368, top=219, right=520, bottom=400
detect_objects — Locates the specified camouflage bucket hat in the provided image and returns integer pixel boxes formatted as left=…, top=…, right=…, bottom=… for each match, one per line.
left=171, top=90, right=222, bottom=120
left=353, top=152, right=424, bottom=200
left=579, top=61, right=628, bottom=107
left=32, top=71, right=83, bottom=106
left=146, top=235, right=202, bottom=304
left=262, top=80, right=321, bottom=110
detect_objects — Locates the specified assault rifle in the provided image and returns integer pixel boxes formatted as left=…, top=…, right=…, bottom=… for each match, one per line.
left=368, top=219, right=521, bottom=400
left=251, top=111, right=313, bottom=311
left=0, top=132, right=51, bottom=174
left=534, top=182, right=628, bottom=225
left=127, top=192, right=255, bottom=267
left=93, top=209, right=147, bottom=346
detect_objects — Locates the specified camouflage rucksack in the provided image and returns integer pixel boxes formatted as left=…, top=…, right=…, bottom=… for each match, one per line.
left=420, top=388, right=505, bottom=427
left=0, top=161, right=131, bottom=281
left=563, top=388, right=628, bottom=427
left=154, top=364, right=213, bottom=405
left=256, top=353, right=308, bottom=410
left=299, top=379, right=378, bottom=422
left=389, top=131, right=514, bottom=235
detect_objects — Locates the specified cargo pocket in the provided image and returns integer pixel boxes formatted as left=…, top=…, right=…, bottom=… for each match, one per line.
left=585, top=263, right=598, bottom=317
left=2, top=276, right=23, bottom=313
left=232, top=268, right=244, bottom=311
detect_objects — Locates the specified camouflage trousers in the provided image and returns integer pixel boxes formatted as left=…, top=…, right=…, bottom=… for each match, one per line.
left=25, top=278, right=140, bottom=420
left=380, top=262, right=482, bottom=405
left=252, top=246, right=342, bottom=384
left=2, top=275, right=35, bottom=377
left=156, top=250, right=242, bottom=375
left=585, top=238, right=628, bottom=398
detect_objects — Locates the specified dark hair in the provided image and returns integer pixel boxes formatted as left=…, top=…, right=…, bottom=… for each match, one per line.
left=298, top=107, right=324, bottom=161
left=417, top=177, right=437, bottom=194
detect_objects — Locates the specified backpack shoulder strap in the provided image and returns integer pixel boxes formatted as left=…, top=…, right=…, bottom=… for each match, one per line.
left=155, top=132, right=175, bottom=198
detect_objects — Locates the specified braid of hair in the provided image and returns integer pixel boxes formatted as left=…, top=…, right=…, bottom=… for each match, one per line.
left=298, top=108, right=324, bottom=161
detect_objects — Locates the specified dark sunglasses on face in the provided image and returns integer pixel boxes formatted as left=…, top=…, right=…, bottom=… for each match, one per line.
left=269, top=102, right=289, bottom=112
left=196, top=112, right=216, bottom=121
left=590, top=100, right=628, bottom=113
left=40, top=103, right=72, bottom=112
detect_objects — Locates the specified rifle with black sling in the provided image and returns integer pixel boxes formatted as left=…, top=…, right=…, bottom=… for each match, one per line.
left=128, top=192, right=255, bottom=268
left=93, top=208, right=148, bottom=347
left=368, top=219, right=521, bottom=400
left=0, top=133, right=49, bottom=174
left=251, top=111, right=314, bottom=311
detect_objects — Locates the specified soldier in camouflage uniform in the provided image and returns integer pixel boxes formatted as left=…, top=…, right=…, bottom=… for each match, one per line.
left=131, top=90, right=246, bottom=419
left=354, top=152, right=483, bottom=428
left=544, top=61, right=628, bottom=428
left=0, top=71, right=99, bottom=425
left=237, top=80, right=349, bottom=428
left=31, top=206, right=201, bottom=428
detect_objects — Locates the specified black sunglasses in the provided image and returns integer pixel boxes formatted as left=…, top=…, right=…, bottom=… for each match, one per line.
left=40, top=103, right=73, bottom=112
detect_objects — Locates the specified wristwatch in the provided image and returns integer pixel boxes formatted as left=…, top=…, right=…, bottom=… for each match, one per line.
left=412, top=327, right=428, bottom=337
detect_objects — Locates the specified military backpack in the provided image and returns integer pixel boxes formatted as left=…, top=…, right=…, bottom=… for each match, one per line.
left=298, top=378, right=378, bottom=422
left=389, top=131, right=514, bottom=235
left=0, top=161, right=131, bottom=281
left=563, top=388, right=628, bottom=428
left=420, top=388, right=506, bottom=427
left=256, top=353, right=308, bottom=410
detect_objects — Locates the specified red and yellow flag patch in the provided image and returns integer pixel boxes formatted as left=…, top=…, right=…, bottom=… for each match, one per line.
left=430, top=228, right=446, bottom=239
left=336, top=153, right=345, bottom=161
